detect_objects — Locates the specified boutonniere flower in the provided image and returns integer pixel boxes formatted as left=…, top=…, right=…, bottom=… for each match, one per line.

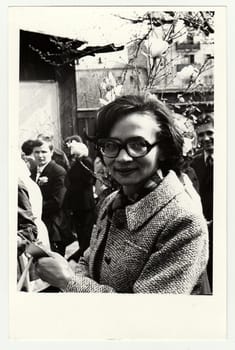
left=38, top=176, right=48, bottom=185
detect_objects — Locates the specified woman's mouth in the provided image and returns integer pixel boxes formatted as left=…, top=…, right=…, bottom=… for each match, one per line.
left=115, top=168, right=136, bottom=175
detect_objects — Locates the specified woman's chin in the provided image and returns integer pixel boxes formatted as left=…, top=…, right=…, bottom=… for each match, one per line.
left=113, top=174, right=139, bottom=187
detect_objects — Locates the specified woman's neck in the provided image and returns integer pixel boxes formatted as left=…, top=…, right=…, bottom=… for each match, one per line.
left=122, top=185, right=141, bottom=201
left=122, top=170, right=163, bottom=201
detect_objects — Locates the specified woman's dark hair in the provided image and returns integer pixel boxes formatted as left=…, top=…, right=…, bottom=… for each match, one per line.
left=95, top=94, right=184, bottom=175
left=21, top=139, right=37, bottom=156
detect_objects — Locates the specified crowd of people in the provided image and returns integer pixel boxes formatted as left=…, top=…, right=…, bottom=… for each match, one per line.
left=17, top=93, right=214, bottom=294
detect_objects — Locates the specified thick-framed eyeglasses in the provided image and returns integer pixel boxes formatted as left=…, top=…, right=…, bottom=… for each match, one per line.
left=97, top=137, right=159, bottom=159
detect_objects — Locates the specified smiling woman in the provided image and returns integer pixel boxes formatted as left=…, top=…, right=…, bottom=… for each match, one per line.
left=35, top=94, right=210, bottom=294
left=101, top=112, right=162, bottom=197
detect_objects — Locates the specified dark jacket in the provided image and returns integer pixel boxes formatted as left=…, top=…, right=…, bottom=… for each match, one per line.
left=52, top=148, right=70, bottom=171
left=31, top=160, right=67, bottom=242
left=191, top=153, right=213, bottom=221
left=64, top=157, right=95, bottom=211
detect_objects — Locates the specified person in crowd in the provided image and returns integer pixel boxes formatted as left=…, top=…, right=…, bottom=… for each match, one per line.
left=18, top=176, right=38, bottom=291
left=21, top=139, right=37, bottom=175
left=18, top=180, right=38, bottom=257
left=172, top=113, right=199, bottom=193
left=63, top=135, right=96, bottom=262
left=93, top=155, right=118, bottom=210
left=18, top=158, right=50, bottom=291
left=31, top=138, right=68, bottom=256
left=191, top=113, right=214, bottom=290
left=18, top=158, right=50, bottom=249
left=35, top=94, right=210, bottom=294
left=37, top=133, right=70, bottom=171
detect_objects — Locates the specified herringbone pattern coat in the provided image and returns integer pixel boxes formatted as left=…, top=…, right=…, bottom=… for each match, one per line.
left=64, top=171, right=209, bottom=294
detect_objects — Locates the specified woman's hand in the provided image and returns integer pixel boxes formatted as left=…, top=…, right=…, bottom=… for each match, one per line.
left=35, top=252, right=75, bottom=290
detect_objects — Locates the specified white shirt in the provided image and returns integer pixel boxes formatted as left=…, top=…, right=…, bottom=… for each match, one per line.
left=36, top=163, right=49, bottom=182
left=204, top=151, right=213, bottom=164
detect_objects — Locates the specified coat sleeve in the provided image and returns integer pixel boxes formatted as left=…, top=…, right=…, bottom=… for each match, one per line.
left=79, top=157, right=96, bottom=186
left=63, top=275, right=116, bottom=293
left=43, top=167, right=66, bottom=215
left=133, top=213, right=209, bottom=294
left=61, top=249, right=116, bottom=293
left=63, top=223, right=117, bottom=293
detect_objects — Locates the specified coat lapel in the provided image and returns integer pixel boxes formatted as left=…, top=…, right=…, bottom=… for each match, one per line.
left=126, top=171, right=184, bottom=231
left=193, top=154, right=207, bottom=180
left=39, top=161, right=53, bottom=177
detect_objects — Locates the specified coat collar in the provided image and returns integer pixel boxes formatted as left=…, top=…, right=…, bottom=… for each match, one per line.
left=99, top=170, right=185, bottom=232
left=125, top=170, right=184, bottom=231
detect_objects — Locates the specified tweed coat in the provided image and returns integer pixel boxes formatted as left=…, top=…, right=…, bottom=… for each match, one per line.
left=64, top=170, right=209, bottom=294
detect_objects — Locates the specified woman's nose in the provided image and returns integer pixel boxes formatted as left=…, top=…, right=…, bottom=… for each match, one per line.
left=115, top=148, right=133, bottom=162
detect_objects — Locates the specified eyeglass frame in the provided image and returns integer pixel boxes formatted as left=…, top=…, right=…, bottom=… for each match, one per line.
left=97, top=137, right=159, bottom=159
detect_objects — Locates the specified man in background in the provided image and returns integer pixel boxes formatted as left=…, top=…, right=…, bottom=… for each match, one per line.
left=32, top=138, right=67, bottom=256
left=37, top=133, right=70, bottom=171
left=191, top=113, right=214, bottom=290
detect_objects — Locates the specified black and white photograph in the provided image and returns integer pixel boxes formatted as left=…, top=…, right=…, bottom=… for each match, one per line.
left=6, top=4, right=229, bottom=343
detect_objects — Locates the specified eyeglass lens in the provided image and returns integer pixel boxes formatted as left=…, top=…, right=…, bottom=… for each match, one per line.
left=99, top=138, right=152, bottom=158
